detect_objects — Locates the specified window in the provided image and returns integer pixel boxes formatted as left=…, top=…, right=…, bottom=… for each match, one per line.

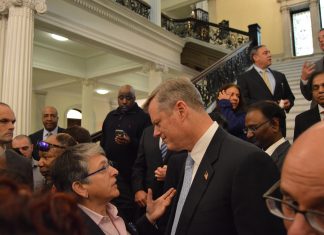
left=66, top=109, right=82, bottom=127
left=291, top=10, right=314, bottom=56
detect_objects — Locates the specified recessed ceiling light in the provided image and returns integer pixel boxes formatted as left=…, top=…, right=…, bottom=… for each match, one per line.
left=50, top=34, right=69, bottom=41
left=95, top=89, right=109, bottom=95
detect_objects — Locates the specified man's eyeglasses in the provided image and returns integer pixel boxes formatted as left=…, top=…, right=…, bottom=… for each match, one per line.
left=37, top=141, right=66, bottom=152
left=243, top=119, right=270, bottom=134
left=82, top=161, right=113, bottom=179
left=263, top=180, right=324, bottom=233
left=118, top=95, right=134, bottom=101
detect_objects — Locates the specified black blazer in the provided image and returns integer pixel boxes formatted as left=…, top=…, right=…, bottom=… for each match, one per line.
left=294, top=106, right=321, bottom=141
left=2, top=149, right=33, bottom=188
left=132, top=126, right=166, bottom=199
left=237, top=67, right=295, bottom=112
left=300, top=56, right=324, bottom=108
left=132, top=126, right=182, bottom=199
left=270, top=140, right=291, bottom=171
left=165, top=128, right=285, bottom=235
left=29, top=127, right=65, bottom=160
left=80, top=207, right=158, bottom=235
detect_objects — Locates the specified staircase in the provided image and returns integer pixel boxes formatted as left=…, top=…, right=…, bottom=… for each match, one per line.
left=270, top=54, right=322, bottom=143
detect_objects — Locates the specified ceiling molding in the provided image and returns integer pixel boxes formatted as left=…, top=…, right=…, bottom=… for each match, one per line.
left=34, top=77, right=80, bottom=91
left=34, top=41, right=106, bottom=59
left=88, top=63, right=143, bottom=79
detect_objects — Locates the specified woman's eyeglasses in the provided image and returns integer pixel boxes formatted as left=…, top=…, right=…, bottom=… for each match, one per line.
left=82, top=161, right=113, bottom=179
left=37, top=141, right=66, bottom=152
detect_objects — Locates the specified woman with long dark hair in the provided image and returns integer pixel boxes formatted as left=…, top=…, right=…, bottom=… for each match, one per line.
left=213, top=83, right=246, bottom=140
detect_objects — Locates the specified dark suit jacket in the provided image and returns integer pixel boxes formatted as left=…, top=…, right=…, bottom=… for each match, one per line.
left=80, top=207, right=158, bottom=235
left=29, top=127, right=65, bottom=160
left=300, top=57, right=324, bottom=108
left=1, top=149, right=33, bottom=188
left=132, top=126, right=167, bottom=199
left=237, top=67, right=295, bottom=112
left=294, top=106, right=321, bottom=141
left=270, top=140, right=291, bottom=171
left=165, top=128, right=285, bottom=235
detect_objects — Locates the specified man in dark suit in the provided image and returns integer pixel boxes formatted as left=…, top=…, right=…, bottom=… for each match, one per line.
left=132, top=125, right=168, bottom=203
left=132, top=125, right=187, bottom=223
left=264, top=122, right=324, bottom=234
left=143, top=78, right=285, bottom=235
left=0, top=102, right=33, bottom=188
left=237, top=45, right=295, bottom=113
left=300, top=29, right=324, bottom=108
left=294, top=71, right=324, bottom=140
left=245, top=101, right=290, bottom=171
left=29, top=106, right=65, bottom=160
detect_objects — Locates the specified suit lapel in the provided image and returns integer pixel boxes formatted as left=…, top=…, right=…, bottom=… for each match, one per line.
left=271, top=140, right=289, bottom=163
left=251, top=68, right=273, bottom=97
left=174, top=128, right=226, bottom=234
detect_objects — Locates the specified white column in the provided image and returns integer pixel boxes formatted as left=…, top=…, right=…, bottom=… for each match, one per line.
left=310, top=0, right=321, bottom=53
left=1, top=0, right=46, bottom=135
left=0, top=8, right=8, bottom=95
left=148, top=0, right=161, bottom=26
left=82, top=79, right=95, bottom=133
left=280, top=5, right=292, bottom=58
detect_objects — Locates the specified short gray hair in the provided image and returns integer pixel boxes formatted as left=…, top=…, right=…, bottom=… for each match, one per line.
left=143, top=78, right=204, bottom=113
left=249, top=44, right=265, bottom=63
left=51, top=143, right=106, bottom=194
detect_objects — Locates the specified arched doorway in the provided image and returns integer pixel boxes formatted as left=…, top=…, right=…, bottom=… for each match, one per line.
left=66, top=109, right=82, bottom=128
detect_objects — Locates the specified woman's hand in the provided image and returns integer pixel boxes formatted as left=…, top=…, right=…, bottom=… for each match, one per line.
left=218, top=90, right=230, bottom=100
left=145, top=188, right=176, bottom=224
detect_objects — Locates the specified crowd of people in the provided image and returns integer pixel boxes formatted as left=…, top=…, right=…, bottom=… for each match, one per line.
left=0, top=30, right=324, bottom=235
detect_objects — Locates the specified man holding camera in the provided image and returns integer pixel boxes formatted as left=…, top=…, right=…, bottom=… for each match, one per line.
left=100, top=84, right=151, bottom=223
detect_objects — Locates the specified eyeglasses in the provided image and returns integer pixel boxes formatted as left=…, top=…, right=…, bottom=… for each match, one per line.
left=263, top=180, right=324, bottom=233
left=82, top=161, right=113, bottom=179
left=37, top=141, right=66, bottom=152
left=118, top=95, right=134, bottom=101
left=243, top=119, right=270, bottom=134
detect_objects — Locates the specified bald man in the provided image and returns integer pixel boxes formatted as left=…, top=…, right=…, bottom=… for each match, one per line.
left=29, top=106, right=65, bottom=160
left=263, top=121, right=324, bottom=234
left=100, top=85, right=151, bottom=222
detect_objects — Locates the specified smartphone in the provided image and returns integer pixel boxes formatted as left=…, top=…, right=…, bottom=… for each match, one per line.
left=115, top=129, right=125, bottom=137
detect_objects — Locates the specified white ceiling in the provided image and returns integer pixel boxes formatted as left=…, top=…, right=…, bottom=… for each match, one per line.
left=32, top=0, right=203, bottom=99
left=32, top=29, right=149, bottom=99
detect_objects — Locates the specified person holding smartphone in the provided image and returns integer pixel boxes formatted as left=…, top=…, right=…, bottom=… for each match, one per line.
left=100, top=85, right=151, bottom=223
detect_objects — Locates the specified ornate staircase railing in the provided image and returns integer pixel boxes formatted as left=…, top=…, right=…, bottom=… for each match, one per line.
left=161, top=14, right=251, bottom=51
left=113, top=0, right=151, bottom=19
left=191, top=24, right=261, bottom=108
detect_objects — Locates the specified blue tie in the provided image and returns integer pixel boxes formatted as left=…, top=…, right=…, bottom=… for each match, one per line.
left=170, top=154, right=194, bottom=235
left=161, top=141, right=167, bottom=161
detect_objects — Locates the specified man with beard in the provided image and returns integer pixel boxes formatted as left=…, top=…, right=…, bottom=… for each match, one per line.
left=294, top=71, right=324, bottom=140
left=244, top=101, right=290, bottom=171
left=100, top=84, right=151, bottom=222
left=29, top=106, right=65, bottom=160
left=0, top=103, right=33, bottom=188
